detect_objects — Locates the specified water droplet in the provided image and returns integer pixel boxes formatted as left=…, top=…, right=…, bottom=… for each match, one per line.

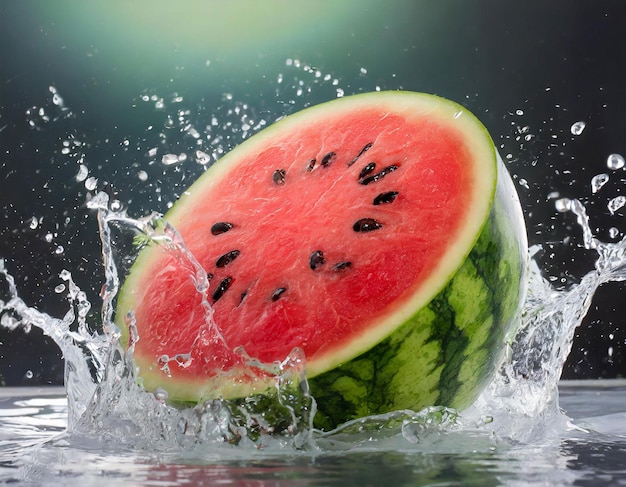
left=0, top=313, right=18, bottom=329
left=515, top=109, right=524, bottom=116
left=24, top=370, right=33, bottom=379
left=148, top=147, right=158, bottom=158
left=137, top=170, right=148, bottom=181
left=591, top=173, right=609, bottom=193
left=54, top=284, right=66, bottom=293
left=519, top=178, right=530, bottom=189
left=608, top=196, right=626, bottom=215
left=60, top=269, right=71, bottom=281
left=84, top=176, right=98, bottom=191
left=29, top=217, right=39, bottom=230
left=110, top=200, right=122, bottom=211
left=162, top=154, right=179, bottom=165
left=607, top=153, right=625, bottom=170
left=360, top=67, right=367, bottom=75
left=25, top=107, right=39, bottom=127
left=609, top=227, right=620, bottom=239
left=555, top=198, right=572, bottom=213
left=570, top=121, right=586, bottom=136
left=44, top=233, right=54, bottom=243
left=158, top=355, right=169, bottom=366
left=54, top=245, right=64, bottom=255
left=75, top=164, right=88, bottom=182
left=454, top=111, right=463, bottom=119
left=153, top=387, right=168, bottom=403
left=174, top=353, right=191, bottom=367
left=195, top=150, right=211, bottom=165
left=336, top=88, right=344, bottom=98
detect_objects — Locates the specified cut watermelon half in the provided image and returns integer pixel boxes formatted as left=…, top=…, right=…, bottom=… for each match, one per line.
left=116, top=91, right=528, bottom=429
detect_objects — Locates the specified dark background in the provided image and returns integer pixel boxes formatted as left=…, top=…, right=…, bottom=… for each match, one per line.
left=1, top=0, right=626, bottom=386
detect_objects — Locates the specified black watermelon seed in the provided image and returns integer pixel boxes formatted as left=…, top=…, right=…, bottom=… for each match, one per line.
left=211, top=222, right=234, bottom=235
left=212, top=276, right=232, bottom=303
left=359, top=165, right=399, bottom=185
left=358, top=162, right=376, bottom=180
left=306, top=158, right=317, bottom=171
left=239, top=290, right=248, bottom=304
left=347, top=142, right=374, bottom=167
left=333, top=261, right=352, bottom=271
left=216, top=249, right=240, bottom=268
left=353, top=218, right=383, bottom=233
left=309, top=250, right=325, bottom=270
left=272, top=169, right=286, bottom=185
left=207, top=272, right=214, bottom=280
left=373, top=191, right=399, bottom=205
left=321, top=151, right=337, bottom=167
left=270, top=287, right=287, bottom=301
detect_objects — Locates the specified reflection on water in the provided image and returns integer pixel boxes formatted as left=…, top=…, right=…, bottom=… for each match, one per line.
left=2, top=383, right=626, bottom=486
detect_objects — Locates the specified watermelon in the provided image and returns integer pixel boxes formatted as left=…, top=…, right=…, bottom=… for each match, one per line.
left=116, top=91, right=527, bottom=430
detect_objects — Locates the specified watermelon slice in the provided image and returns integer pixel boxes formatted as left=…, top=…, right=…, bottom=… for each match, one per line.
left=116, top=91, right=527, bottom=430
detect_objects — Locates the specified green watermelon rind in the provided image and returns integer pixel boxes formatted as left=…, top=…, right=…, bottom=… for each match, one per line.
left=116, top=92, right=527, bottom=426
left=309, top=155, right=527, bottom=429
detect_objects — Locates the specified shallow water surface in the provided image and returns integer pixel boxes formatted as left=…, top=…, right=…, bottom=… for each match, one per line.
left=2, top=381, right=626, bottom=486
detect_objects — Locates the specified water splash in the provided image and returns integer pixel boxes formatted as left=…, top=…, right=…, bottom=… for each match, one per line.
left=1, top=178, right=623, bottom=452
left=0, top=259, right=105, bottom=429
